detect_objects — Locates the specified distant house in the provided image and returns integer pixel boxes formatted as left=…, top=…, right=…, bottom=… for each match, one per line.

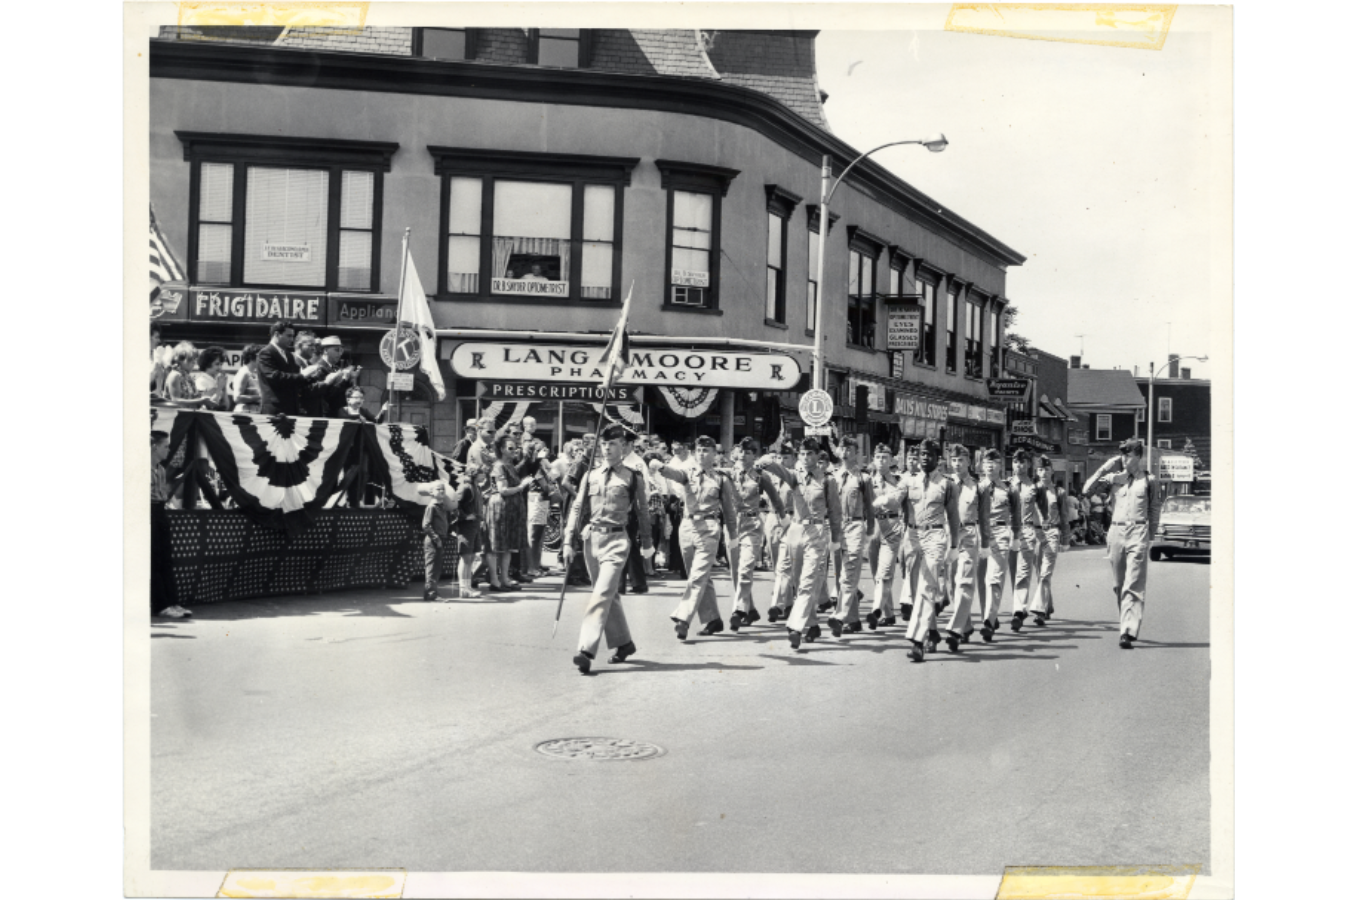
left=1134, top=355, right=1211, bottom=471
left=1067, top=368, right=1147, bottom=479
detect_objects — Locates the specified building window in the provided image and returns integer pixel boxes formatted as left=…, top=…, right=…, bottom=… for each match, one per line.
left=847, top=246, right=878, bottom=348
left=414, top=28, right=476, bottom=60
left=429, top=147, right=639, bottom=302
left=916, top=275, right=938, bottom=366
left=946, top=284, right=960, bottom=373
left=989, top=303, right=1001, bottom=375
left=179, top=132, right=397, bottom=292
left=1096, top=414, right=1112, bottom=441
left=1136, top=407, right=1145, bottom=422
left=657, top=160, right=739, bottom=312
left=806, top=227, right=819, bottom=334
left=1158, top=396, right=1173, bottom=422
left=529, top=29, right=591, bottom=68
left=1157, top=439, right=1172, bottom=449
left=965, top=299, right=983, bottom=378
left=763, top=185, right=800, bottom=326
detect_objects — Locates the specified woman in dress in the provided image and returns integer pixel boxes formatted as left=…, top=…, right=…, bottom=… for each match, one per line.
left=191, top=346, right=230, bottom=410
left=163, top=345, right=213, bottom=409
left=231, top=344, right=263, bottom=413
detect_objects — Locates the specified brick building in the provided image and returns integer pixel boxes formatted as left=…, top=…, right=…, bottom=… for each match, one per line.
left=149, top=26, right=1024, bottom=453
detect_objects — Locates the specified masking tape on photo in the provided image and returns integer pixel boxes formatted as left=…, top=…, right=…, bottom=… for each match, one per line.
left=218, top=869, right=404, bottom=899
left=178, top=2, right=369, bottom=36
left=996, top=864, right=1201, bottom=899
left=945, top=4, right=1177, bottom=50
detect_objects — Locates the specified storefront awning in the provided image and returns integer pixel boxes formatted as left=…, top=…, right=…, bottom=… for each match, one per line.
left=1037, top=398, right=1064, bottom=418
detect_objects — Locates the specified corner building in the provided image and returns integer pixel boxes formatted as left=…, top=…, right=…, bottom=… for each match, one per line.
left=149, top=26, right=1025, bottom=454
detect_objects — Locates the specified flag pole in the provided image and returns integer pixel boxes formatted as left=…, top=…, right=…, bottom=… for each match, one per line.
left=392, top=228, right=411, bottom=425
left=553, top=282, right=633, bottom=637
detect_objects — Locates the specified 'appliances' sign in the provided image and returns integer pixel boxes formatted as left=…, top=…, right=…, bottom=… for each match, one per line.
left=447, top=343, right=802, bottom=389
left=190, top=287, right=325, bottom=324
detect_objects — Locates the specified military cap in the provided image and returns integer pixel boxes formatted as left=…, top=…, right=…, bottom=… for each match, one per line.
left=694, top=435, right=717, bottom=449
left=1118, top=438, right=1145, bottom=457
left=600, top=423, right=630, bottom=442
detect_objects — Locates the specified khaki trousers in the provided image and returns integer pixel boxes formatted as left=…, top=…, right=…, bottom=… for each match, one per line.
left=671, top=518, right=722, bottom=625
left=983, top=525, right=1014, bottom=627
left=872, top=518, right=907, bottom=614
left=1035, top=525, right=1063, bottom=615
left=577, top=529, right=633, bottom=657
left=1107, top=521, right=1149, bottom=638
left=784, top=522, right=831, bottom=633
left=943, top=524, right=982, bottom=636
left=905, top=528, right=949, bottom=643
left=732, top=514, right=764, bottom=613
left=1011, top=524, right=1045, bottom=615
left=834, top=520, right=870, bottom=623
left=771, top=529, right=795, bottom=611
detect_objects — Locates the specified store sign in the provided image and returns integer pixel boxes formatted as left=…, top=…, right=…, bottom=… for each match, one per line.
left=1159, top=454, right=1195, bottom=482
left=380, top=327, right=422, bottom=370
left=262, top=241, right=311, bottom=262
left=894, top=395, right=950, bottom=422
left=447, top=342, right=801, bottom=389
left=986, top=409, right=1006, bottom=425
left=150, top=285, right=188, bottom=321
left=476, top=382, right=641, bottom=403
left=388, top=372, right=414, bottom=391
left=968, top=405, right=988, bottom=422
left=1009, top=434, right=1058, bottom=453
left=189, top=287, right=326, bottom=324
left=671, top=269, right=710, bottom=288
left=329, top=296, right=398, bottom=326
left=1012, top=419, right=1038, bottom=436
left=886, top=305, right=923, bottom=351
left=491, top=278, right=569, bottom=297
left=947, top=401, right=967, bottom=419
left=1068, top=428, right=1089, bottom=446
left=798, top=389, right=834, bottom=427
left=988, top=378, right=1030, bottom=404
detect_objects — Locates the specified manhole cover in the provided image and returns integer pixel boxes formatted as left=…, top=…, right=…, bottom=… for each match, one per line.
left=535, top=738, right=665, bottom=762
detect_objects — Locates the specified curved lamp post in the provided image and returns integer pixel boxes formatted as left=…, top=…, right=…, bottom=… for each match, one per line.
left=812, top=134, right=948, bottom=390
left=1147, top=354, right=1207, bottom=472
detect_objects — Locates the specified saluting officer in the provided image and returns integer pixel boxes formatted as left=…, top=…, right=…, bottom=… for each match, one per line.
left=1087, top=438, right=1163, bottom=649
left=564, top=424, right=654, bottom=675
left=896, top=439, right=961, bottom=661
left=828, top=439, right=876, bottom=637
left=653, top=435, right=739, bottom=641
left=940, top=444, right=992, bottom=651
left=978, top=449, right=1018, bottom=642
left=757, top=437, right=845, bottom=648
left=725, top=437, right=786, bottom=631
left=1031, top=455, right=1072, bottom=626
left=868, top=444, right=908, bottom=629
left=1008, top=448, right=1049, bottom=633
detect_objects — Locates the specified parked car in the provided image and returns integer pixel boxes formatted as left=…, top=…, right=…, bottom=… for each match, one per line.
left=1150, top=494, right=1210, bottom=561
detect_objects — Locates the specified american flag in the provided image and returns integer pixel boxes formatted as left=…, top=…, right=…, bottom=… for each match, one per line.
left=150, top=204, right=185, bottom=298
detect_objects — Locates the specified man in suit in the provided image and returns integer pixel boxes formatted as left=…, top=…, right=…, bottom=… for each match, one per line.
left=256, top=320, right=342, bottom=416
left=313, top=336, right=359, bottom=417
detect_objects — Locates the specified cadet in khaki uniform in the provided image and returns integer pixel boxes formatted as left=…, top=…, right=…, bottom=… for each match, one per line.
left=1088, top=438, right=1163, bottom=648
left=899, top=445, right=924, bottom=624
left=564, top=424, right=654, bottom=675
left=868, top=444, right=909, bottom=629
left=978, top=449, right=1018, bottom=642
left=654, top=435, right=739, bottom=641
left=893, top=439, right=961, bottom=661
left=725, top=437, right=786, bottom=631
left=757, top=438, right=844, bottom=648
left=940, top=444, right=992, bottom=651
left=1008, top=448, right=1049, bottom=633
left=1031, top=455, right=1071, bottom=626
left=766, top=443, right=801, bottom=622
left=828, top=440, right=876, bottom=637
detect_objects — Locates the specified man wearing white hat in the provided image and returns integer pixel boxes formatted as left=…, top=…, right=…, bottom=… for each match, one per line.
left=315, top=335, right=359, bottom=417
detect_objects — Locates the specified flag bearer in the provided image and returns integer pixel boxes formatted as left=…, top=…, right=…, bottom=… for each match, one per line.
left=726, top=437, right=786, bottom=631
left=1087, top=439, right=1162, bottom=649
left=940, top=444, right=991, bottom=650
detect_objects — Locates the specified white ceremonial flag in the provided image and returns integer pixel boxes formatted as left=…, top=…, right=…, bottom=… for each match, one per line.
left=398, top=252, right=446, bottom=401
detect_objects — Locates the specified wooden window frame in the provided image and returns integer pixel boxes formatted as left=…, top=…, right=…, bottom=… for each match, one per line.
left=915, top=264, right=941, bottom=368
left=527, top=28, right=593, bottom=68
left=845, top=226, right=885, bottom=351
left=657, top=159, right=740, bottom=315
left=1158, top=396, right=1173, bottom=423
left=428, top=146, right=639, bottom=305
left=412, top=27, right=478, bottom=60
left=178, top=131, right=397, bottom=293
left=763, top=184, right=801, bottom=327
left=1096, top=414, right=1112, bottom=441
left=803, top=204, right=839, bottom=337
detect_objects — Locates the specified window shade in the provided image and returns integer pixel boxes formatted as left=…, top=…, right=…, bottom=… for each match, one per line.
left=244, top=167, right=329, bottom=287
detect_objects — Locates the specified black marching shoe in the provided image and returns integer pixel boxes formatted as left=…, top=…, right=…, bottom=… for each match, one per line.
left=827, top=617, right=844, bottom=638
left=672, top=617, right=689, bottom=641
left=745, top=607, right=762, bottom=625
left=729, top=611, right=745, bottom=632
left=899, top=603, right=914, bottom=623
left=908, top=641, right=925, bottom=662
left=961, top=631, right=973, bottom=644
left=573, top=651, right=594, bottom=674
left=980, top=623, right=995, bottom=643
left=1032, top=613, right=1047, bottom=627
left=878, top=615, right=897, bottom=628
left=788, top=628, right=802, bottom=649
left=817, top=600, right=836, bottom=614
left=1119, top=633, right=1134, bottom=650
left=805, top=624, right=823, bottom=643
left=699, top=618, right=726, bottom=636
left=925, top=633, right=939, bottom=653
left=608, top=641, right=637, bottom=664
left=944, top=633, right=961, bottom=653
left=846, top=621, right=864, bottom=634
left=767, top=606, right=784, bottom=624
left=866, top=610, right=881, bottom=631
left=1011, top=611, right=1026, bottom=633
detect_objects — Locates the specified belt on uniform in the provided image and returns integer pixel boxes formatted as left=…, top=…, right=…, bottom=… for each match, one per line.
left=740, top=511, right=760, bottom=518
left=1112, top=520, right=1147, bottom=526
left=592, top=525, right=627, bottom=534
left=688, top=513, right=718, bottom=522
left=798, top=517, right=826, bottom=526
left=846, top=516, right=865, bottom=521
left=962, top=521, right=979, bottom=527
left=916, top=523, right=946, bottom=531
left=876, top=512, right=901, bottom=519
left=990, top=520, right=1011, bottom=528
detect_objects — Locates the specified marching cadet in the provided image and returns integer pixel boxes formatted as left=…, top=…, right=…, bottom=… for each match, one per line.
left=896, top=439, right=961, bottom=661
left=652, top=435, right=739, bottom=641
left=939, top=444, right=992, bottom=650
left=756, top=438, right=844, bottom=648
left=1032, top=455, right=1072, bottom=625
left=765, top=441, right=801, bottom=623
left=978, top=449, right=1018, bottom=642
left=1087, top=438, right=1163, bottom=649
left=563, top=424, right=655, bottom=675
left=1008, top=448, right=1049, bottom=633
left=898, top=444, right=924, bottom=625
left=827, top=440, right=876, bottom=636
left=725, top=437, right=786, bottom=631
left=868, top=444, right=909, bottom=629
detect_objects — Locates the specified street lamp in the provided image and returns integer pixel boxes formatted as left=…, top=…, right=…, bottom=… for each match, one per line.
left=1147, top=355, right=1207, bottom=472
left=812, top=135, right=948, bottom=390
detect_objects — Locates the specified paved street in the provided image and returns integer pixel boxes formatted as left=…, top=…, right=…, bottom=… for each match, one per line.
left=150, top=547, right=1211, bottom=875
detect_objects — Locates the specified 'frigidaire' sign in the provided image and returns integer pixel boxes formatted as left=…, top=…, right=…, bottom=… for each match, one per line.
left=448, top=342, right=801, bottom=389
left=189, top=287, right=325, bottom=323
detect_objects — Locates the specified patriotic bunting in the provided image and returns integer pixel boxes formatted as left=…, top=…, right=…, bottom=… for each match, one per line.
left=371, top=422, right=461, bottom=507
left=657, top=385, right=721, bottom=419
